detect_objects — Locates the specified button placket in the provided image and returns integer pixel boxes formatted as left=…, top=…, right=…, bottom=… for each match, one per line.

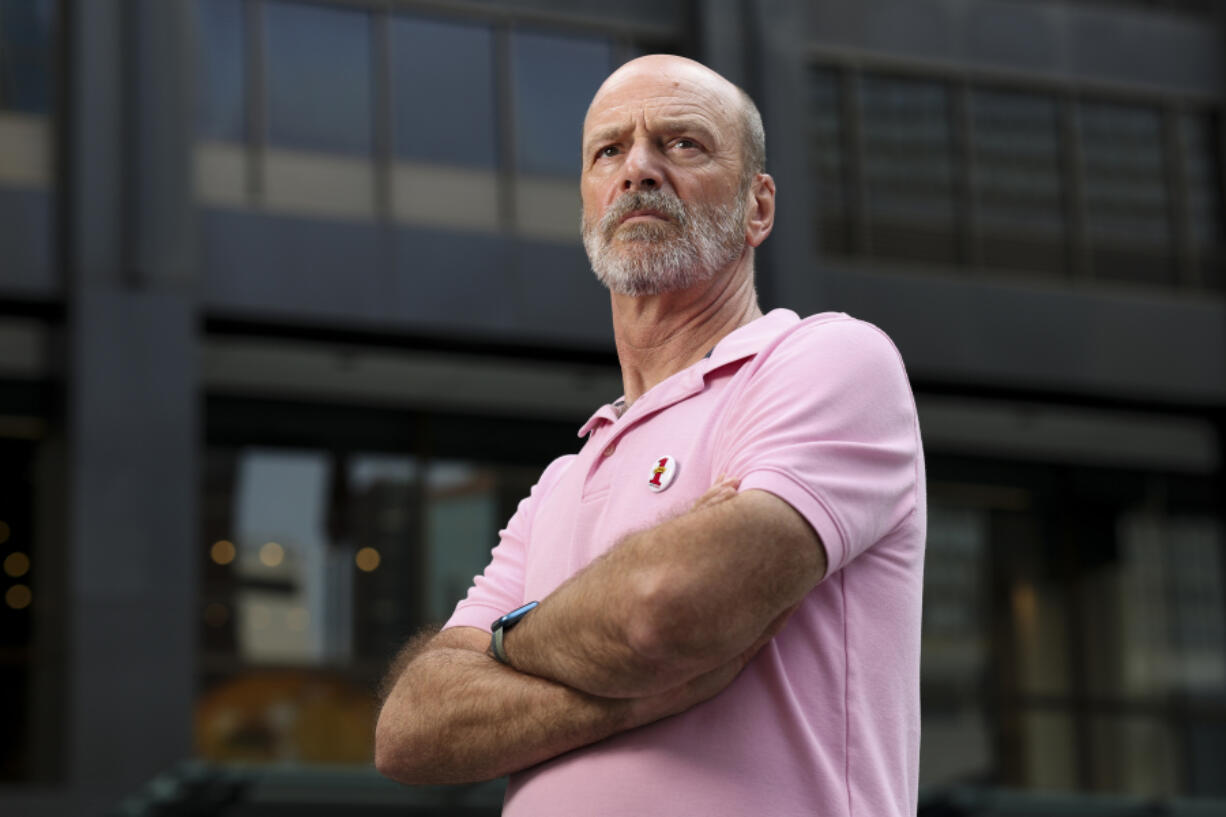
left=580, top=425, right=618, bottom=500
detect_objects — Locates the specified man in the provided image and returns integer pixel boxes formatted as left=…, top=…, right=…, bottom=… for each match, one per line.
left=376, top=55, right=925, bottom=817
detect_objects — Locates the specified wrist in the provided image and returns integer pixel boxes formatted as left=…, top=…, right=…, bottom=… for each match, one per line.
left=489, top=601, right=539, bottom=667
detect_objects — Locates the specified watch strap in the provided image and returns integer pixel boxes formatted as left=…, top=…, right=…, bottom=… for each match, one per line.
left=490, top=625, right=511, bottom=665
left=488, top=600, right=538, bottom=666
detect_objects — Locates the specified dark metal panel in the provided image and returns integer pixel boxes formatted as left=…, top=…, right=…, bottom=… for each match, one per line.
left=67, top=289, right=199, bottom=787
left=750, top=0, right=827, bottom=311
left=696, top=0, right=749, bottom=87
left=391, top=226, right=517, bottom=334
left=963, top=3, right=1061, bottom=74
left=1069, top=7, right=1221, bottom=95
left=200, top=208, right=392, bottom=321
left=804, top=0, right=1222, bottom=97
left=201, top=213, right=617, bottom=349
left=399, top=0, right=684, bottom=35
left=66, top=0, right=123, bottom=288
left=510, top=237, right=612, bottom=348
left=201, top=222, right=620, bottom=360
left=823, top=265, right=1226, bottom=405
left=0, top=188, right=55, bottom=296
left=127, top=0, right=197, bottom=285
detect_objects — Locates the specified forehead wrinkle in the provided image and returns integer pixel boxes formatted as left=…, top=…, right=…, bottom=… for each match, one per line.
left=584, top=114, right=717, bottom=149
left=584, top=95, right=726, bottom=149
left=646, top=115, right=717, bottom=140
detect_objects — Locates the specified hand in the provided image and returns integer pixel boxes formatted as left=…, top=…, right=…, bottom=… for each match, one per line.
left=624, top=599, right=800, bottom=729
left=689, top=476, right=740, bottom=513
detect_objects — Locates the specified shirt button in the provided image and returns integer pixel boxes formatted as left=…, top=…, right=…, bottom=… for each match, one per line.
left=603, top=444, right=616, bottom=457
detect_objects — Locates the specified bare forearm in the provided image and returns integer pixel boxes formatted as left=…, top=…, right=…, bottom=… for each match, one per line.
left=504, top=533, right=708, bottom=698
left=375, top=636, right=632, bottom=785
left=507, top=489, right=822, bottom=698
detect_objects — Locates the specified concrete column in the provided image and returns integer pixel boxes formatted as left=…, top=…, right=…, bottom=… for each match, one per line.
left=695, top=0, right=750, bottom=88
left=745, top=0, right=827, bottom=312
left=62, top=0, right=199, bottom=806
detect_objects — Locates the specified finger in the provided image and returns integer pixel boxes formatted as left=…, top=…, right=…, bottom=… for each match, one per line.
left=690, top=485, right=734, bottom=511
left=740, top=602, right=802, bottom=663
left=691, top=491, right=734, bottom=513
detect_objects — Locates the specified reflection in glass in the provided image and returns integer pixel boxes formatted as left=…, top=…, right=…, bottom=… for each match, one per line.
left=0, top=0, right=53, bottom=114
left=859, top=75, right=957, bottom=263
left=512, top=30, right=612, bottom=177
left=264, top=1, right=372, bottom=155
left=391, top=16, right=497, bottom=168
left=1089, top=715, right=1180, bottom=797
left=923, top=506, right=989, bottom=685
left=1109, top=513, right=1226, bottom=698
left=426, top=461, right=500, bottom=623
left=919, top=505, right=992, bottom=787
left=232, top=449, right=333, bottom=664
left=197, top=441, right=546, bottom=766
left=1021, top=710, right=1078, bottom=790
left=195, top=0, right=245, bottom=141
left=348, top=455, right=418, bottom=663
left=970, top=89, right=1065, bottom=274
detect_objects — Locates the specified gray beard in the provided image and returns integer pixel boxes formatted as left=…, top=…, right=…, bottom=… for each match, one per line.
left=582, top=188, right=749, bottom=297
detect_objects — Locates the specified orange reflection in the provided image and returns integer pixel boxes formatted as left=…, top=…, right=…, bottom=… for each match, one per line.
left=355, top=547, right=381, bottom=572
left=195, top=670, right=375, bottom=765
left=210, top=540, right=236, bottom=566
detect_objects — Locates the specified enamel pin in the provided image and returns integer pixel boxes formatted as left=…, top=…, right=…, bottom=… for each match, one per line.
left=647, top=455, right=679, bottom=492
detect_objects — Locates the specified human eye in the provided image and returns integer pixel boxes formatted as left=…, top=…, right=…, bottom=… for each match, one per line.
left=596, top=144, right=621, bottom=159
left=670, top=137, right=700, bottom=151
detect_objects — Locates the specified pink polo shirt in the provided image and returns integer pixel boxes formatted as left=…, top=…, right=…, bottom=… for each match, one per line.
left=445, top=309, right=926, bottom=817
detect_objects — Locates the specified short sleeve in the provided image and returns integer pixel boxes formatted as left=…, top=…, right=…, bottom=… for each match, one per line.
left=714, top=317, right=921, bottom=576
left=442, top=455, right=576, bottom=632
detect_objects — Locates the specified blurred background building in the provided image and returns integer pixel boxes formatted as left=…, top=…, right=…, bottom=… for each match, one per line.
left=0, top=0, right=1224, bottom=815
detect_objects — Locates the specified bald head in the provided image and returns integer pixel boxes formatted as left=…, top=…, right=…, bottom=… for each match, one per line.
left=585, top=55, right=766, bottom=184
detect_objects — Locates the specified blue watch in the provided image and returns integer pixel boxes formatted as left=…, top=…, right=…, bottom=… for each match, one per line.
left=489, top=601, right=539, bottom=665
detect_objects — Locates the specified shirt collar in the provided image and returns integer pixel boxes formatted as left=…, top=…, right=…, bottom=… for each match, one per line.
left=578, top=309, right=800, bottom=437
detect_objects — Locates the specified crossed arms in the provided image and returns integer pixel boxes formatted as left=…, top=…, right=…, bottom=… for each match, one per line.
left=373, top=479, right=826, bottom=785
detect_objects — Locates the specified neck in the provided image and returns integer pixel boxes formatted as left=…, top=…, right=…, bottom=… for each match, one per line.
left=610, top=254, right=763, bottom=406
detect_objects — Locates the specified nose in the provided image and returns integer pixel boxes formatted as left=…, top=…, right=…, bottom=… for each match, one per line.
left=621, top=140, right=660, bottom=192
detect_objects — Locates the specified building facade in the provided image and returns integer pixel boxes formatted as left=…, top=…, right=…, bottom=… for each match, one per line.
left=0, top=0, right=1223, bottom=814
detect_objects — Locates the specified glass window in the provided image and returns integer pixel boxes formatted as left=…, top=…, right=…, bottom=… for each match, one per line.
left=511, top=30, right=613, bottom=177
left=0, top=0, right=53, bottom=114
left=264, top=1, right=372, bottom=155
left=391, top=15, right=497, bottom=168
left=808, top=67, right=851, bottom=255
left=1181, top=112, right=1223, bottom=289
left=919, top=505, right=992, bottom=787
left=924, top=455, right=1226, bottom=795
left=195, top=0, right=246, bottom=141
left=425, top=461, right=499, bottom=623
left=1079, top=101, right=1174, bottom=284
left=1100, top=513, right=1226, bottom=700
left=970, top=89, right=1066, bottom=275
left=197, top=439, right=541, bottom=767
left=859, top=75, right=959, bottom=264
left=1020, top=710, right=1079, bottom=790
left=1089, top=715, right=1181, bottom=797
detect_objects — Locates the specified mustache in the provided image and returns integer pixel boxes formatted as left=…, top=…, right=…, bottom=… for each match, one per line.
left=598, top=190, right=688, bottom=238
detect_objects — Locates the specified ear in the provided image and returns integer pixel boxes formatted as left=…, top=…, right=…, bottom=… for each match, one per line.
left=744, top=173, right=776, bottom=248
